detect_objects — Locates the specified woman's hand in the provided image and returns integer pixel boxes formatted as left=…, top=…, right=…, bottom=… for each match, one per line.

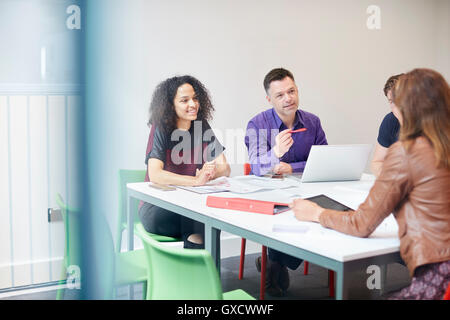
left=201, top=161, right=217, bottom=176
left=210, top=153, right=231, bottom=178
left=194, top=161, right=216, bottom=186
left=289, top=198, right=324, bottom=223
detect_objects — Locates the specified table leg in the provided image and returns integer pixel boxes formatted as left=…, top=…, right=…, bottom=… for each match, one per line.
left=127, top=194, right=135, bottom=251
left=335, top=265, right=349, bottom=300
left=127, top=194, right=136, bottom=299
left=380, top=264, right=387, bottom=296
left=205, top=223, right=221, bottom=275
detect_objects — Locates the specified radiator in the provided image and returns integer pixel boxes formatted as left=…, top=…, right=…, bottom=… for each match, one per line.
left=0, top=85, right=82, bottom=290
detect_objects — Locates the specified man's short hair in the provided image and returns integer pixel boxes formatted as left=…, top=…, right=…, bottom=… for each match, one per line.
left=263, top=68, right=295, bottom=94
left=383, top=73, right=404, bottom=96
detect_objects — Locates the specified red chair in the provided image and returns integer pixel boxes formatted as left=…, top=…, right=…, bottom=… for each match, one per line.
left=238, top=163, right=335, bottom=299
left=444, top=281, right=450, bottom=300
left=303, top=261, right=335, bottom=298
left=238, top=163, right=267, bottom=299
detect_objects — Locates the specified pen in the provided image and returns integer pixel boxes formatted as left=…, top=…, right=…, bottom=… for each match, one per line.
left=288, top=128, right=307, bottom=133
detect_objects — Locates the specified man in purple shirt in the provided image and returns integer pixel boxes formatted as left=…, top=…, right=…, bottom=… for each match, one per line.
left=245, top=68, right=328, bottom=296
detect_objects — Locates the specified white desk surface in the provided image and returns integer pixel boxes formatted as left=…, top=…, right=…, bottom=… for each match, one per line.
left=127, top=174, right=400, bottom=263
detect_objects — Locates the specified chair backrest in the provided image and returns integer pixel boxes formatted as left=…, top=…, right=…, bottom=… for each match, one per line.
left=56, top=194, right=116, bottom=299
left=136, top=224, right=224, bottom=300
left=118, top=169, right=147, bottom=226
left=116, top=169, right=146, bottom=251
left=56, top=194, right=82, bottom=269
left=444, top=281, right=450, bottom=300
left=244, top=163, right=251, bottom=176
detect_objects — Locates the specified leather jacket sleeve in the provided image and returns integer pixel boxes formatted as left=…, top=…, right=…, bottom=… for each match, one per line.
left=319, top=142, right=412, bottom=237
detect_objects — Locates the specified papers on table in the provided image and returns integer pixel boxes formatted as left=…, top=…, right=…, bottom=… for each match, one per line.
left=177, top=178, right=231, bottom=194
left=271, top=211, right=313, bottom=234
left=232, top=175, right=299, bottom=192
left=272, top=223, right=309, bottom=233
left=176, top=175, right=300, bottom=194
left=271, top=210, right=398, bottom=240
left=333, top=181, right=375, bottom=194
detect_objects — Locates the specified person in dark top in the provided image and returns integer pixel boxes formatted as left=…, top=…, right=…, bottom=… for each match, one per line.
left=377, top=112, right=400, bottom=147
left=139, top=75, right=230, bottom=249
left=370, top=73, right=404, bottom=177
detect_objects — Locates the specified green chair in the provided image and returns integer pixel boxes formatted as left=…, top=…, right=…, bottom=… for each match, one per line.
left=55, top=194, right=148, bottom=300
left=55, top=193, right=82, bottom=300
left=136, top=223, right=255, bottom=300
left=116, top=169, right=180, bottom=253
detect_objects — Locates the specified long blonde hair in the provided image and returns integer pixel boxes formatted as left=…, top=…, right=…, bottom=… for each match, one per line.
left=393, top=68, right=450, bottom=169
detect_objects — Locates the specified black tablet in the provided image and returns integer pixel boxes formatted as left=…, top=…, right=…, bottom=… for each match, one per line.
left=305, top=194, right=352, bottom=211
left=273, top=204, right=290, bottom=214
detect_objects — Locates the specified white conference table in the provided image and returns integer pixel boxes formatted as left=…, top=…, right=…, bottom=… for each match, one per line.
left=127, top=174, right=402, bottom=300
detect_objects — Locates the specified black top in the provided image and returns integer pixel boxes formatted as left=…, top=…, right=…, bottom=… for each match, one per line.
left=377, top=112, right=400, bottom=148
left=144, top=120, right=224, bottom=180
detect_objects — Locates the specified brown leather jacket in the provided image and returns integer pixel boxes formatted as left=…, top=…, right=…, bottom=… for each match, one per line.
left=319, top=137, right=450, bottom=276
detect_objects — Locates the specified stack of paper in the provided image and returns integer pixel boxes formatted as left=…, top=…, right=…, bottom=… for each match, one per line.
left=177, top=175, right=299, bottom=194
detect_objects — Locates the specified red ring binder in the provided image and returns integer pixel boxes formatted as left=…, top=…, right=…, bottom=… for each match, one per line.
left=206, top=196, right=290, bottom=215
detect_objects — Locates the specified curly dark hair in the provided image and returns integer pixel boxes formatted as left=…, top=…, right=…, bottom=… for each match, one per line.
left=148, top=75, right=214, bottom=133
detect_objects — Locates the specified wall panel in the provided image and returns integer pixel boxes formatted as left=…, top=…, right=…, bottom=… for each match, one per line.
left=0, top=96, right=13, bottom=289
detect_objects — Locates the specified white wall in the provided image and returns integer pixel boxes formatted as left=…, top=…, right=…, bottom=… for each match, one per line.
left=0, top=0, right=82, bottom=84
left=436, top=0, right=450, bottom=81
left=85, top=0, right=450, bottom=235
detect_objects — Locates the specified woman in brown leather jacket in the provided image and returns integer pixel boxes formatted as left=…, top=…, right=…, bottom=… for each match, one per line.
left=291, top=68, right=450, bottom=300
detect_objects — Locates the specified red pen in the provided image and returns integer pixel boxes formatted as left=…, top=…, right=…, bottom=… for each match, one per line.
left=288, top=128, right=307, bottom=133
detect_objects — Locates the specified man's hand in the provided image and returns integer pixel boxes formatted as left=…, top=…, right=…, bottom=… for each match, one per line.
left=273, top=129, right=293, bottom=158
left=273, top=162, right=293, bottom=174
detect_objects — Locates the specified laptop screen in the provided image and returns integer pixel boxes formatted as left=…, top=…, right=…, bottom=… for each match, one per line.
left=301, top=144, right=372, bottom=183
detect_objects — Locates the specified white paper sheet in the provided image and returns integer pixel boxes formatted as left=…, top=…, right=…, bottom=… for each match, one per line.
left=177, top=176, right=299, bottom=194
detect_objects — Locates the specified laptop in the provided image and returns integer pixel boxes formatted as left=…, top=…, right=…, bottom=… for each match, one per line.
left=292, top=144, right=372, bottom=183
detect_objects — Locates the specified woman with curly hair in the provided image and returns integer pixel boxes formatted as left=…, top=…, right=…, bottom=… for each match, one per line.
left=139, top=75, right=230, bottom=249
left=291, top=68, right=450, bottom=299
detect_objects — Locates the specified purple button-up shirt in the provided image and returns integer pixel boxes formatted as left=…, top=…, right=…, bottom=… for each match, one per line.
left=245, top=108, right=328, bottom=176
